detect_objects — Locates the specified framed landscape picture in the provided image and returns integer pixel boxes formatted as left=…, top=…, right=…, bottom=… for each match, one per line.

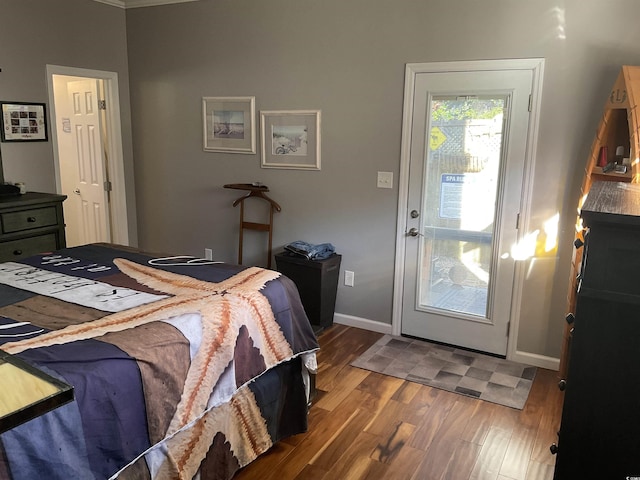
left=203, top=97, right=255, bottom=153
left=260, top=110, right=321, bottom=170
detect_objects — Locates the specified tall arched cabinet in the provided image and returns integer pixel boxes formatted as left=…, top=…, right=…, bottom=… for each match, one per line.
left=554, top=66, right=640, bottom=478
left=560, top=66, right=640, bottom=378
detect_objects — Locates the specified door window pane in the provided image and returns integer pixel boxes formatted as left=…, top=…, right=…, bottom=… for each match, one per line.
left=418, top=96, right=506, bottom=318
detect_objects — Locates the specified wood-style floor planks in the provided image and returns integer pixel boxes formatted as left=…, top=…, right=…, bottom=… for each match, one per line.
left=325, top=430, right=384, bottom=479
left=441, top=440, right=483, bottom=480
left=408, top=389, right=458, bottom=451
left=234, top=325, right=562, bottom=480
left=525, top=460, right=555, bottom=480
left=499, top=425, right=538, bottom=479
left=469, top=425, right=512, bottom=480
left=313, top=366, right=371, bottom=411
left=311, top=408, right=373, bottom=469
left=460, top=400, right=499, bottom=446
left=411, top=397, right=477, bottom=480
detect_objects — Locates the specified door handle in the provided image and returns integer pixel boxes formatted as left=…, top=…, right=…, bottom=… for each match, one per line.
left=74, top=188, right=81, bottom=195
left=407, top=228, right=421, bottom=237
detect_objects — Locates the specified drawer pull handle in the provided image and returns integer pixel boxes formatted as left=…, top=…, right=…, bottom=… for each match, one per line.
left=13, top=250, right=22, bottom=256
left=27, top=217, right=37, bottom=223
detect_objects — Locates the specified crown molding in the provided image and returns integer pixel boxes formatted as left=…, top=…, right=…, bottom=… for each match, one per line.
left=125, top=0, right=200, bottom=8
left=92, top=0, right=126, bottom=7
left=92, top=0, right=200, bottom=8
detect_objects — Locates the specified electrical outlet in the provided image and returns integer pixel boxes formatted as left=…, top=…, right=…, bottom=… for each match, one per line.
left=377, top=171, right=393, bottom=189
left=344, top=270, right=354, bottom=287
left=204, top=248, right=213, bottom=260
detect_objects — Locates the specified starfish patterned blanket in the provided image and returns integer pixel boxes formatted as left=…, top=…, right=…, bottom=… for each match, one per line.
left=0, top=243, right=319, bottom=480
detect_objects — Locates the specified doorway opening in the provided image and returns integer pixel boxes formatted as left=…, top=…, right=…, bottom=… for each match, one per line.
left=46, top=65, right=130, bottom=247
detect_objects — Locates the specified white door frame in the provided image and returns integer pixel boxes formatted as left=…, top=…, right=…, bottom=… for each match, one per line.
left=392, top=59, right=545, bottom=363
left=46, top=64, right=130, bottom=246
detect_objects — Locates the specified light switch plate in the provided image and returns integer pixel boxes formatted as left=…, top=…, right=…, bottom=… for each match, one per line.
left=344, top=270, right=354, bottom=287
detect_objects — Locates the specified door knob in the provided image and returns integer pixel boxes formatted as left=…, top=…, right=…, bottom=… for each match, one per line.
left=74, top=188, right=81, bottom=195
left=408, top=228, right=421, bottom=237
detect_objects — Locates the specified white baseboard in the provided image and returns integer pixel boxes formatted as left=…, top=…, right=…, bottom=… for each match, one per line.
left=334, top=313, right=560, bottom=371
left=510, top=350, right=560, bottom=371
left=333, top=313, right=393, bottom=335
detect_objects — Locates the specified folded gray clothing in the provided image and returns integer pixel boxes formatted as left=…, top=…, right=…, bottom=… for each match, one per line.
left=284, top=241, right=335, bottom=260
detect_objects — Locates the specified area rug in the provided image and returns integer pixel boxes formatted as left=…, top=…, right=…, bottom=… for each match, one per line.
left=351, top=335, right=536, bottom=409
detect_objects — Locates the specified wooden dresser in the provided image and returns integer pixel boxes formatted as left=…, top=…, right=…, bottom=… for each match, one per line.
left=0, top=192, right=66, bottom=263
left=554, top=180, right=640, bottom=478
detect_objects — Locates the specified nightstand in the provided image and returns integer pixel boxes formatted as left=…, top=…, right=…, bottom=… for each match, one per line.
left=275, top=251, right=341, bottom=334
left=0, top=192, right=67, bottom=263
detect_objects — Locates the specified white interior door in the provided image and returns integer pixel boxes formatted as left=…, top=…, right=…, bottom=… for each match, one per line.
left=49, top=65, right=130, bottom=248
left=66, top=79, right=111, bottom=245
left=401, top=68, right=533, bottom=356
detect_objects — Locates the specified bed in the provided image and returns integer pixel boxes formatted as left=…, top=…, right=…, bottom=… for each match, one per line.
left=0, top=243, right=319, bottom=480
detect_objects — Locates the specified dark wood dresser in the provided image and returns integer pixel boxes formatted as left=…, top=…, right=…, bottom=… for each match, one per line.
left=0, top=192, right=66, bottom=263
left=554, top=180, right=640, bottom=478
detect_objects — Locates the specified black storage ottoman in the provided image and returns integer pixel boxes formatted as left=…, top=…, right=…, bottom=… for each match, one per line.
left=274, top=251, right=341, bottom=333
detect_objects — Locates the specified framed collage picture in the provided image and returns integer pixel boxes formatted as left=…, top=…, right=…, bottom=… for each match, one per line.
left=0, top=101, right=48, bottom=142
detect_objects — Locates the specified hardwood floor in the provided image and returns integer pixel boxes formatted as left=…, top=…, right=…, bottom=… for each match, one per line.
left=234, top=325, right=563, bottom=480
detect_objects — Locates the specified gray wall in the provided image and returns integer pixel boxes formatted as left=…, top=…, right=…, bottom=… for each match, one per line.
left=4, top=0, right=640, bottom=361
left=0, top=0, right=138, bottom=245
left=127, top=0, right=640, bottom=360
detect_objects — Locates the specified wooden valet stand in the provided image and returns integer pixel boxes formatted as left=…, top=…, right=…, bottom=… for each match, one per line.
left=224, top=183, right=281, bottom=268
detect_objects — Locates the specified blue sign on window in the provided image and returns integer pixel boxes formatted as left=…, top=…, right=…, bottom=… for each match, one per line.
left=439, top=174, right=468, bottom=219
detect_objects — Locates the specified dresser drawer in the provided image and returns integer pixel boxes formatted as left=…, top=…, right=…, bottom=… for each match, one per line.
left=1, top=207, right=58, bottom=234
left=0, top=234, right=58, bottom=262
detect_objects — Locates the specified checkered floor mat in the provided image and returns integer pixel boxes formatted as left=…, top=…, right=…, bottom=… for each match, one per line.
left=351, top=335, right=536, bottom=409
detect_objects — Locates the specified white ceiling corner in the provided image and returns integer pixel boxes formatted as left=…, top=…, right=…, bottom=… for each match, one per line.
left=92, top=0, right=200, bottom=9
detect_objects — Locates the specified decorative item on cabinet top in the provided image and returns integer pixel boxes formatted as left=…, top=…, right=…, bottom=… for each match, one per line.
left=0, top=183, right=20, bottom=197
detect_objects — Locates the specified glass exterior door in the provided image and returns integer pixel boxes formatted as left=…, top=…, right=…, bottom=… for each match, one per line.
left=402, top=68, right=533, bottom=356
